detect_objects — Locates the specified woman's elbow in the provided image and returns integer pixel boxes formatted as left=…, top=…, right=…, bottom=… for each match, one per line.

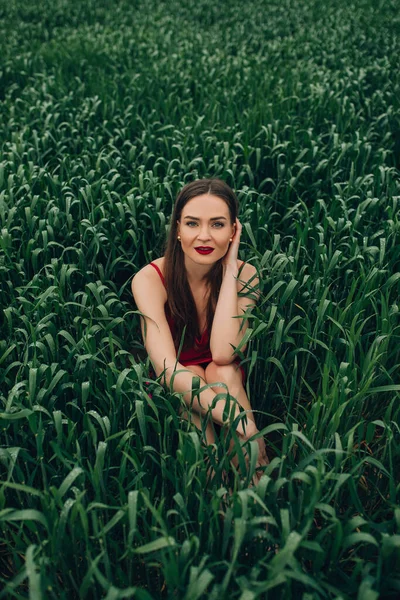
left=212, top=345, right=247, bottom=366
left=211, top=354, right=235, bottom=366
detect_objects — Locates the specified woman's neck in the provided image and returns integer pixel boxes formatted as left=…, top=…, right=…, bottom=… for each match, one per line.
left=184, top=255, right=213, bottom=287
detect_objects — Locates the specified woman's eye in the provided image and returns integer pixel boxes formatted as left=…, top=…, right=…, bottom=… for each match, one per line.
left=185, top=221, right=224, bottom=228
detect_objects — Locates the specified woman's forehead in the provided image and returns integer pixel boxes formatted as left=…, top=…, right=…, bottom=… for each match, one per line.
left=181, top=194, right=229, bottom=218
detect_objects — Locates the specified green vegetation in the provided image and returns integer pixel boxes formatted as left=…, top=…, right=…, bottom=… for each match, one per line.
left=1, top=0, right=399, bottom=597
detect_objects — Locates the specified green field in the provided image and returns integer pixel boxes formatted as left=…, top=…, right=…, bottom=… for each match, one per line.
left=1, top=0, right=400, bottom=597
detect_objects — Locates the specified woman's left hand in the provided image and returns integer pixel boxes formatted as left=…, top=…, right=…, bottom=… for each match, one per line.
left=222, top=218, right=242, bottom=269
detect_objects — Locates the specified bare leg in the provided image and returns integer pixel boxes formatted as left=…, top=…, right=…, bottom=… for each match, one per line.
left=204, top=361, right=256, bottom=476
left=176, top=364, right=220, bottom=486
left=177, top=364, right=216, bottom=445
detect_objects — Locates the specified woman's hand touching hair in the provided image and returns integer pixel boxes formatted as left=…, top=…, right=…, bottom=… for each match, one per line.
left=222, top=217, right=242, bottom=272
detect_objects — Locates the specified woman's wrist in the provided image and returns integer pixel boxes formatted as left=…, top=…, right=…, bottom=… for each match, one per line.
left=222, top=262, right=238, bottom=278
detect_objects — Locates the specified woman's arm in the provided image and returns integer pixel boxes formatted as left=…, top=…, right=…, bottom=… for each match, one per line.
left=209, top=220, right=259, bottom=365
left=131, top=267, right=256, bottom=436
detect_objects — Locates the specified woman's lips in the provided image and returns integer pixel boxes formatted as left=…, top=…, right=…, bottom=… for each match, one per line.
left=195, top=247, right=214, bottom=255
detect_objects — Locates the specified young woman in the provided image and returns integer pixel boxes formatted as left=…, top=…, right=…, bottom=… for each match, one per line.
left=131, top=178, right=269, bottom=483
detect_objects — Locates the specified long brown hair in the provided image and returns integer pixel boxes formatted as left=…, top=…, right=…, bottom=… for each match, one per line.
left=163, top=179, right=239, bottom=352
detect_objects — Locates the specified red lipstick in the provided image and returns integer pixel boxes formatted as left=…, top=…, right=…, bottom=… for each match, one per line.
left=195, top=247, right=214, bottom=255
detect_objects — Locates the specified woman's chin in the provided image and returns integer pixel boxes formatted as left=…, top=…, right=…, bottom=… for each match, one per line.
left=184, top=251, right=218, bottom=266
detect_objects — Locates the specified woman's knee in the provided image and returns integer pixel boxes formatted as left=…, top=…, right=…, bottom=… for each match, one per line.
left=204, top=361, right=242, bottom=388
left=176, top=363, right=215, bottom=444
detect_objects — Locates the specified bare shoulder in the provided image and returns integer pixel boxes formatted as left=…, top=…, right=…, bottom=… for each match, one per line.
left=131, top=257, right=167, bottom=303
left=237, top=260, right=260, bottom=298
left=237, top=260, right=258, bottom=282
left=132, top=257, right=165, bottom=281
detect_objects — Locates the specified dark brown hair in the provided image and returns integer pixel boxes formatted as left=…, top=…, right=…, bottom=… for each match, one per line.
left=163, top=178, right=239, bottom=352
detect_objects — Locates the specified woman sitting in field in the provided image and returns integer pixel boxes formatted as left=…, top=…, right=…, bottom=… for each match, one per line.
left=131, top=178, right=269, bottom=483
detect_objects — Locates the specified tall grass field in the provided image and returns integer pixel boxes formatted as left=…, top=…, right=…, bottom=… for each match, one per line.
left=1, top=0, right=400, bottom=597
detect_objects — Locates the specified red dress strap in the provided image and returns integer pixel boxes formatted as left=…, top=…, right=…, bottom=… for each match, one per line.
left=149, top=262, right=166, bottom=288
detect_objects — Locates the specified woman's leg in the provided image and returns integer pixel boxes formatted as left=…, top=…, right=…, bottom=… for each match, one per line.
left=177, top=364, right=221, bottom=487
left=204, top=361, right=255, bottom=474
left=204, top=361, right=255, bottom=423
left=177, top=364, right=216, bottom=445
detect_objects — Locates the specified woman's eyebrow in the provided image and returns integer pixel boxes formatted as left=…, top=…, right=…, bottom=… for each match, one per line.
left=183, top=216, right=228, bottom=221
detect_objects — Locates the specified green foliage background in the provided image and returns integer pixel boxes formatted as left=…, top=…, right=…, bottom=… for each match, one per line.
left=0, top=0, right=399, bottom=597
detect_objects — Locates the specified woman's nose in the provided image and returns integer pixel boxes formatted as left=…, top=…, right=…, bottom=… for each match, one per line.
left=197, top=227, right=211, bottom=240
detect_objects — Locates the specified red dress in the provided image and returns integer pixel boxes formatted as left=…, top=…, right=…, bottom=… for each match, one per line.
left=149, top=262, right=245, bottom=383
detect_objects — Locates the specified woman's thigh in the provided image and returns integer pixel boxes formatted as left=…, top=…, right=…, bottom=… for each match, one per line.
left=204, top=361, right=255, bottom=422
left=178, top=363, right=216, bottom=445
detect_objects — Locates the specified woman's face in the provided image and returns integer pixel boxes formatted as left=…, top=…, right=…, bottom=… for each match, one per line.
left=177, top=194, right=235, bottom=265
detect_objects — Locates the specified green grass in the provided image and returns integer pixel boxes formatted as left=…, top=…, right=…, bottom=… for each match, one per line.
left=0, top=0, right=400, bottom=597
